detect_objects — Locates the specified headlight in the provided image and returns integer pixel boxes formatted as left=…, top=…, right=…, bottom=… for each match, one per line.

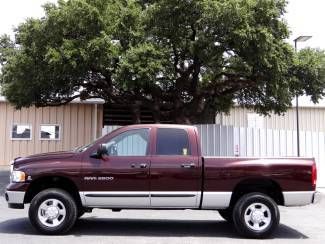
left=10, top=170, right=26, bottom=183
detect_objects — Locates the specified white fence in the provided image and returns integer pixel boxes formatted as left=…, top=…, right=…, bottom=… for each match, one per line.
left=103, top=125, right=325, bottom=187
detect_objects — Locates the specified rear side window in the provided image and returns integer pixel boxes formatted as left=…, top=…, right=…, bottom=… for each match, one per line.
left=156, top=128, right=191, bottom=156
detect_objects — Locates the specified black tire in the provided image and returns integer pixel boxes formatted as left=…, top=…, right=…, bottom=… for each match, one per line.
left=218, top=208, right=233, bottom=222
left=77, top=209, right=86, bottom=219
left=232, top=192, right=280, bottom=239
left=28, top=188, right=78, bottom=235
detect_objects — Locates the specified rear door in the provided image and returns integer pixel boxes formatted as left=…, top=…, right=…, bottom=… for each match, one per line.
left=149, top=127, right=201, bottom=208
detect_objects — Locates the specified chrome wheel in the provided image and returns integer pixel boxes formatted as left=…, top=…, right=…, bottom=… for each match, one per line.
left=244, top=203, right=271, bottom=231
left=37, top=199, right=66, bottom=227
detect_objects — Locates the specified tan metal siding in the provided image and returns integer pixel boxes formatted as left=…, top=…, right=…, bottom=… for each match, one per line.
left=97, top=104, right=103, bottom=137
left=218, top=107, right=325, bottom=132
left=0, top=102, right=103, bottom=165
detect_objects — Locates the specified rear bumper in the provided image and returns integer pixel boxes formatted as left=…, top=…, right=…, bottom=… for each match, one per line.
left=312, top=191, right=321, bottom=204
left=283, top=191, right=321, bottom=206
left=4, top=191, right=25, bottom=209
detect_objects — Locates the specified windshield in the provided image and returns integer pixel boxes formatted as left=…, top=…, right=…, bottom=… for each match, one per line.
left=74, top=134, right=106, bottom=152
left=74, top=127, right=122, bottom=153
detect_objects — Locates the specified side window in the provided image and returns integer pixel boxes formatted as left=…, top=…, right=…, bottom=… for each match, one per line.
left=156, top=128, right=191, bottom=156
left=104, top=129, right=149, bottom=156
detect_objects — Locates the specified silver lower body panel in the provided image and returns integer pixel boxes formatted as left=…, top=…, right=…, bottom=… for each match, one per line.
left=5, top=191, right=25, bottom=204
left=283, top=191, right=319, bottom=206
left=201, top=192, right=232, bottom=209
left=79, top=191, right=231, bottom=209
left=79, top=191, right=150, bottom=208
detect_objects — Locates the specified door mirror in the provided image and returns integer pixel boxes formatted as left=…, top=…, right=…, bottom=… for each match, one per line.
left=90, top=144, right=109, bottom=159
left=97, top=144, right=108, bottom=157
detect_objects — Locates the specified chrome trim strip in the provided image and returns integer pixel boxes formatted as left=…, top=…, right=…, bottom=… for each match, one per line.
left=82, top=191, right=148, bottom=195
left=85, top=193, right=150, bottom=198
left=201, top=192, right=232, bottom=209
left=283, top=191, right=315, bottom=206
left=150, top=191, right=200, bottom=208
left=5, top=191, right=25, bottom=204
left=151, top=193, right=196, bottom=198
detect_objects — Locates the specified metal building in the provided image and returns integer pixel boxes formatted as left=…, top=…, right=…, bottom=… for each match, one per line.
left=216, top=97, right=325, bottom=132
left=0, top=96, right=104, bottom=165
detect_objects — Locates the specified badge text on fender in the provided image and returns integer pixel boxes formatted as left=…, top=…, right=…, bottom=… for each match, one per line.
left=84, top=176, right=114, bottom=181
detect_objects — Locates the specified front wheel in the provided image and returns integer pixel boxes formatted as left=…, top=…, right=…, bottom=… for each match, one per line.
left=29, top=188, right=78, bottom=235
left=232, top=192, right=280, bottom=239
left=77, top=209, right=85, bottom=219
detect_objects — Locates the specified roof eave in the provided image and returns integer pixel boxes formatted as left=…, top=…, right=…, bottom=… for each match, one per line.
left=0, top=96, right=105, bottom=105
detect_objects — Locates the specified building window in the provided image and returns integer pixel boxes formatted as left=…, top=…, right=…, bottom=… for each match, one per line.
left=11, top=124, right=32, bottom=140
left=40, top=124, right=61, bottom=140
left=247, top=113, right=264, bottom=129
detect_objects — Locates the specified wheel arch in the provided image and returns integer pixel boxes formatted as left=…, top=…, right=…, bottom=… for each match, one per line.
left=230, top=178, right=284, bottom=207
left=24, top=176, right=82, bottom=207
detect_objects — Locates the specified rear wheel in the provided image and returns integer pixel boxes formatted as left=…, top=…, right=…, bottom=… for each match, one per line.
left=29, top=188, right=78, bottom=235
left=232, top=192, right=280, bottom=239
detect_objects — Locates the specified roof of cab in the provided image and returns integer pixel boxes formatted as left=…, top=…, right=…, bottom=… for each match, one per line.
left=119, top=124, right=196, bottom=130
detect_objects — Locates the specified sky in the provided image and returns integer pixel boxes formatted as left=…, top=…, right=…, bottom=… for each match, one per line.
left=286, top=0, right=325, bottom=50
left=0, top=0, right=324, bottom=49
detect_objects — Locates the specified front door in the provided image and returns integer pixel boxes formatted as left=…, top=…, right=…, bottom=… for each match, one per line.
left=150, top=127, right=201, bottom=208
left=82, top=128, right=151, bottom=208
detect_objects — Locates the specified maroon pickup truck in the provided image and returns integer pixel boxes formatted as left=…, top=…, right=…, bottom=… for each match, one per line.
left=5, top=124, right=320, bottom=238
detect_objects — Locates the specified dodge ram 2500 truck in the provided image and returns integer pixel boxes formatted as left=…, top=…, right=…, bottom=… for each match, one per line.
left=5, top=124, right=320, bottom=238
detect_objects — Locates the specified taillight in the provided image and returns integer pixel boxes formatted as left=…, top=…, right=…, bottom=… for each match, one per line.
left=312, top=162, right=317, bottom=189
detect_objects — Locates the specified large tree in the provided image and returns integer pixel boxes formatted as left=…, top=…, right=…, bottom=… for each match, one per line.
left=1, top=0, right=325, bottom=124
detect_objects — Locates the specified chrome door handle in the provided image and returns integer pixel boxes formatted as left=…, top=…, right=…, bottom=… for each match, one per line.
left=140, top=163, right=148, bottom=169
left=131, top=163, right=148, bottom=169
left=181, top=163, right=195, bottom=169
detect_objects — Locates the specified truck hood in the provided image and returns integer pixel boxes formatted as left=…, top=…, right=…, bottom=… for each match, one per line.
left=13, top=151, right=77, bottom=166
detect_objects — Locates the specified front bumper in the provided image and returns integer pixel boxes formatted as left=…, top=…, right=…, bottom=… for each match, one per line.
left=4, top=191, right=25, bottom=209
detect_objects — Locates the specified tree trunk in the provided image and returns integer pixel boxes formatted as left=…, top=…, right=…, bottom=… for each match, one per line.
left=172, top=101, right=216, bottom=124
left=152, top=103, right=161, bottom=123
left=131, top=103, right=141, bottom=124
left=196, top=108, right=216, bottom=124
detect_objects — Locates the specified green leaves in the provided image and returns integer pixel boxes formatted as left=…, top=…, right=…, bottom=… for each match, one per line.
left=117, top=43, right=169, bottom=89
left=0, top=0, right=325, bottom=123
left=0, top=34, right=15, bottom=66
left=291, top=48, right=325, bottom=103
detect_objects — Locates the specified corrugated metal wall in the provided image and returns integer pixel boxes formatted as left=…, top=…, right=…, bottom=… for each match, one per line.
left=0, top=102, right=103, bottom=165
left=217, top=106, right=325, bottom=132
left=196, top=124, right=234, bottom=156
